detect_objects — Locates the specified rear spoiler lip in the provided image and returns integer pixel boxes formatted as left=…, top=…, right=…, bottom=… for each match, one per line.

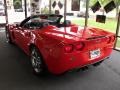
left=86, top=35, right=106, bottom=40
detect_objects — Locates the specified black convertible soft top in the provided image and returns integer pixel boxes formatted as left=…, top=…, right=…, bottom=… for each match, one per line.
left=31, top=14, right=63, bottom=18
left=20, top=14, right=63, bottom=27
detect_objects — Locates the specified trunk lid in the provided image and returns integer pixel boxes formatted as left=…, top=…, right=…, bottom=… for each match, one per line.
left=42, top=25, right=111, bottom=43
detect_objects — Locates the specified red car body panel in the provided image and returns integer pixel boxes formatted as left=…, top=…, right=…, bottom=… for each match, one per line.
left=7, top=16, right=115, bottom=74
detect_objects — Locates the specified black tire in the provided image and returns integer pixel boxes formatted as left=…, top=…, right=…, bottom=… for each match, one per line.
left=30, top=47, right=46, bottom=76
left=6, top=27, right=13, bottom=44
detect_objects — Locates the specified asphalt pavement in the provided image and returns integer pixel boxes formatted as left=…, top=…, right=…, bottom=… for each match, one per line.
left=0, top=29, right=120, bottom=90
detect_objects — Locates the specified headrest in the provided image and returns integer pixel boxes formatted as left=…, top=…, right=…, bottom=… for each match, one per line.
left=63, top=20, right=71, bottom=26
left=42, top=22, right=50, bottom=27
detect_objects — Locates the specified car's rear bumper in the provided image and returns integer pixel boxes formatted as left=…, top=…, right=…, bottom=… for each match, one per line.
left=46, top=45, right=113, bottom=75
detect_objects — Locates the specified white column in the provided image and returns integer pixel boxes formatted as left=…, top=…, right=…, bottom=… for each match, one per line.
left=85, top=0, right=89, bottom=27
left=49, top=0, right=52, bottom=14
left=30, top=0, right=42, bottom=15
left=64, top=0, right=67, bottom=21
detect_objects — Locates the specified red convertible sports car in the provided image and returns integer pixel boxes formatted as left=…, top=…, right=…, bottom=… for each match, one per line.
left=6, top=14, right=115, bottom=75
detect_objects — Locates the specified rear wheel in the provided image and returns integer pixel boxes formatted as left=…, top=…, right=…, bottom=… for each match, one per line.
left=30, top=47, right=46, bottom=75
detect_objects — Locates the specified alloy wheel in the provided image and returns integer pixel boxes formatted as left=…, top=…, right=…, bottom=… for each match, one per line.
left=31, top=48, right=43, bottom=73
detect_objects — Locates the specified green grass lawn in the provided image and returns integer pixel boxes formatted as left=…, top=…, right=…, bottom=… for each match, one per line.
left=72, top=17, right=120, bottom=48
left=72, top=18, right=117, bottom=33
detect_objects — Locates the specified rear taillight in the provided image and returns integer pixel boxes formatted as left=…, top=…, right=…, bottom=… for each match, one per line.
left=64, top=44, right=73, bottom=53
left=107, top=37, right=111, bottom=43
left=107, top=36, right=115, bottom=43
left=111, top=36, right=115, bottom=42
left=64, top=42, right=85, bottom=53
left=75, top=42, right=84, bottom=51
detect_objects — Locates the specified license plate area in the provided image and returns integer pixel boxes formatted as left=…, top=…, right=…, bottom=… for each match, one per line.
left=90, top=49, right=100, bottom=60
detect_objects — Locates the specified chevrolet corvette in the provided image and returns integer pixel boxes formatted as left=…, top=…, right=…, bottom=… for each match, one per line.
left=6, top=14, right=116, bottom=75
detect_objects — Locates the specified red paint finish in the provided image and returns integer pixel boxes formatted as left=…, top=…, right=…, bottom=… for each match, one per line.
left=7, top=15, right=116, bottom=75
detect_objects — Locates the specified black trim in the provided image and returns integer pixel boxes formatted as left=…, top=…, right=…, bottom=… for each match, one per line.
left=86, top=36, right=105, bottom=40
left=114, top=49, right=120, bottom=52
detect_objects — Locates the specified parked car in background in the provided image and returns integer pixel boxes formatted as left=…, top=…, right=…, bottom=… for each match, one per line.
left=6, top=14, right=115, bottom=75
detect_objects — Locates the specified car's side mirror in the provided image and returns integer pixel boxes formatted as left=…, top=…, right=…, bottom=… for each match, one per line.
left=18, top=27, right=23, bottom=30
left=16, top=24, right=23, bottom=30
left=16, top=24, right=19, bottom=27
